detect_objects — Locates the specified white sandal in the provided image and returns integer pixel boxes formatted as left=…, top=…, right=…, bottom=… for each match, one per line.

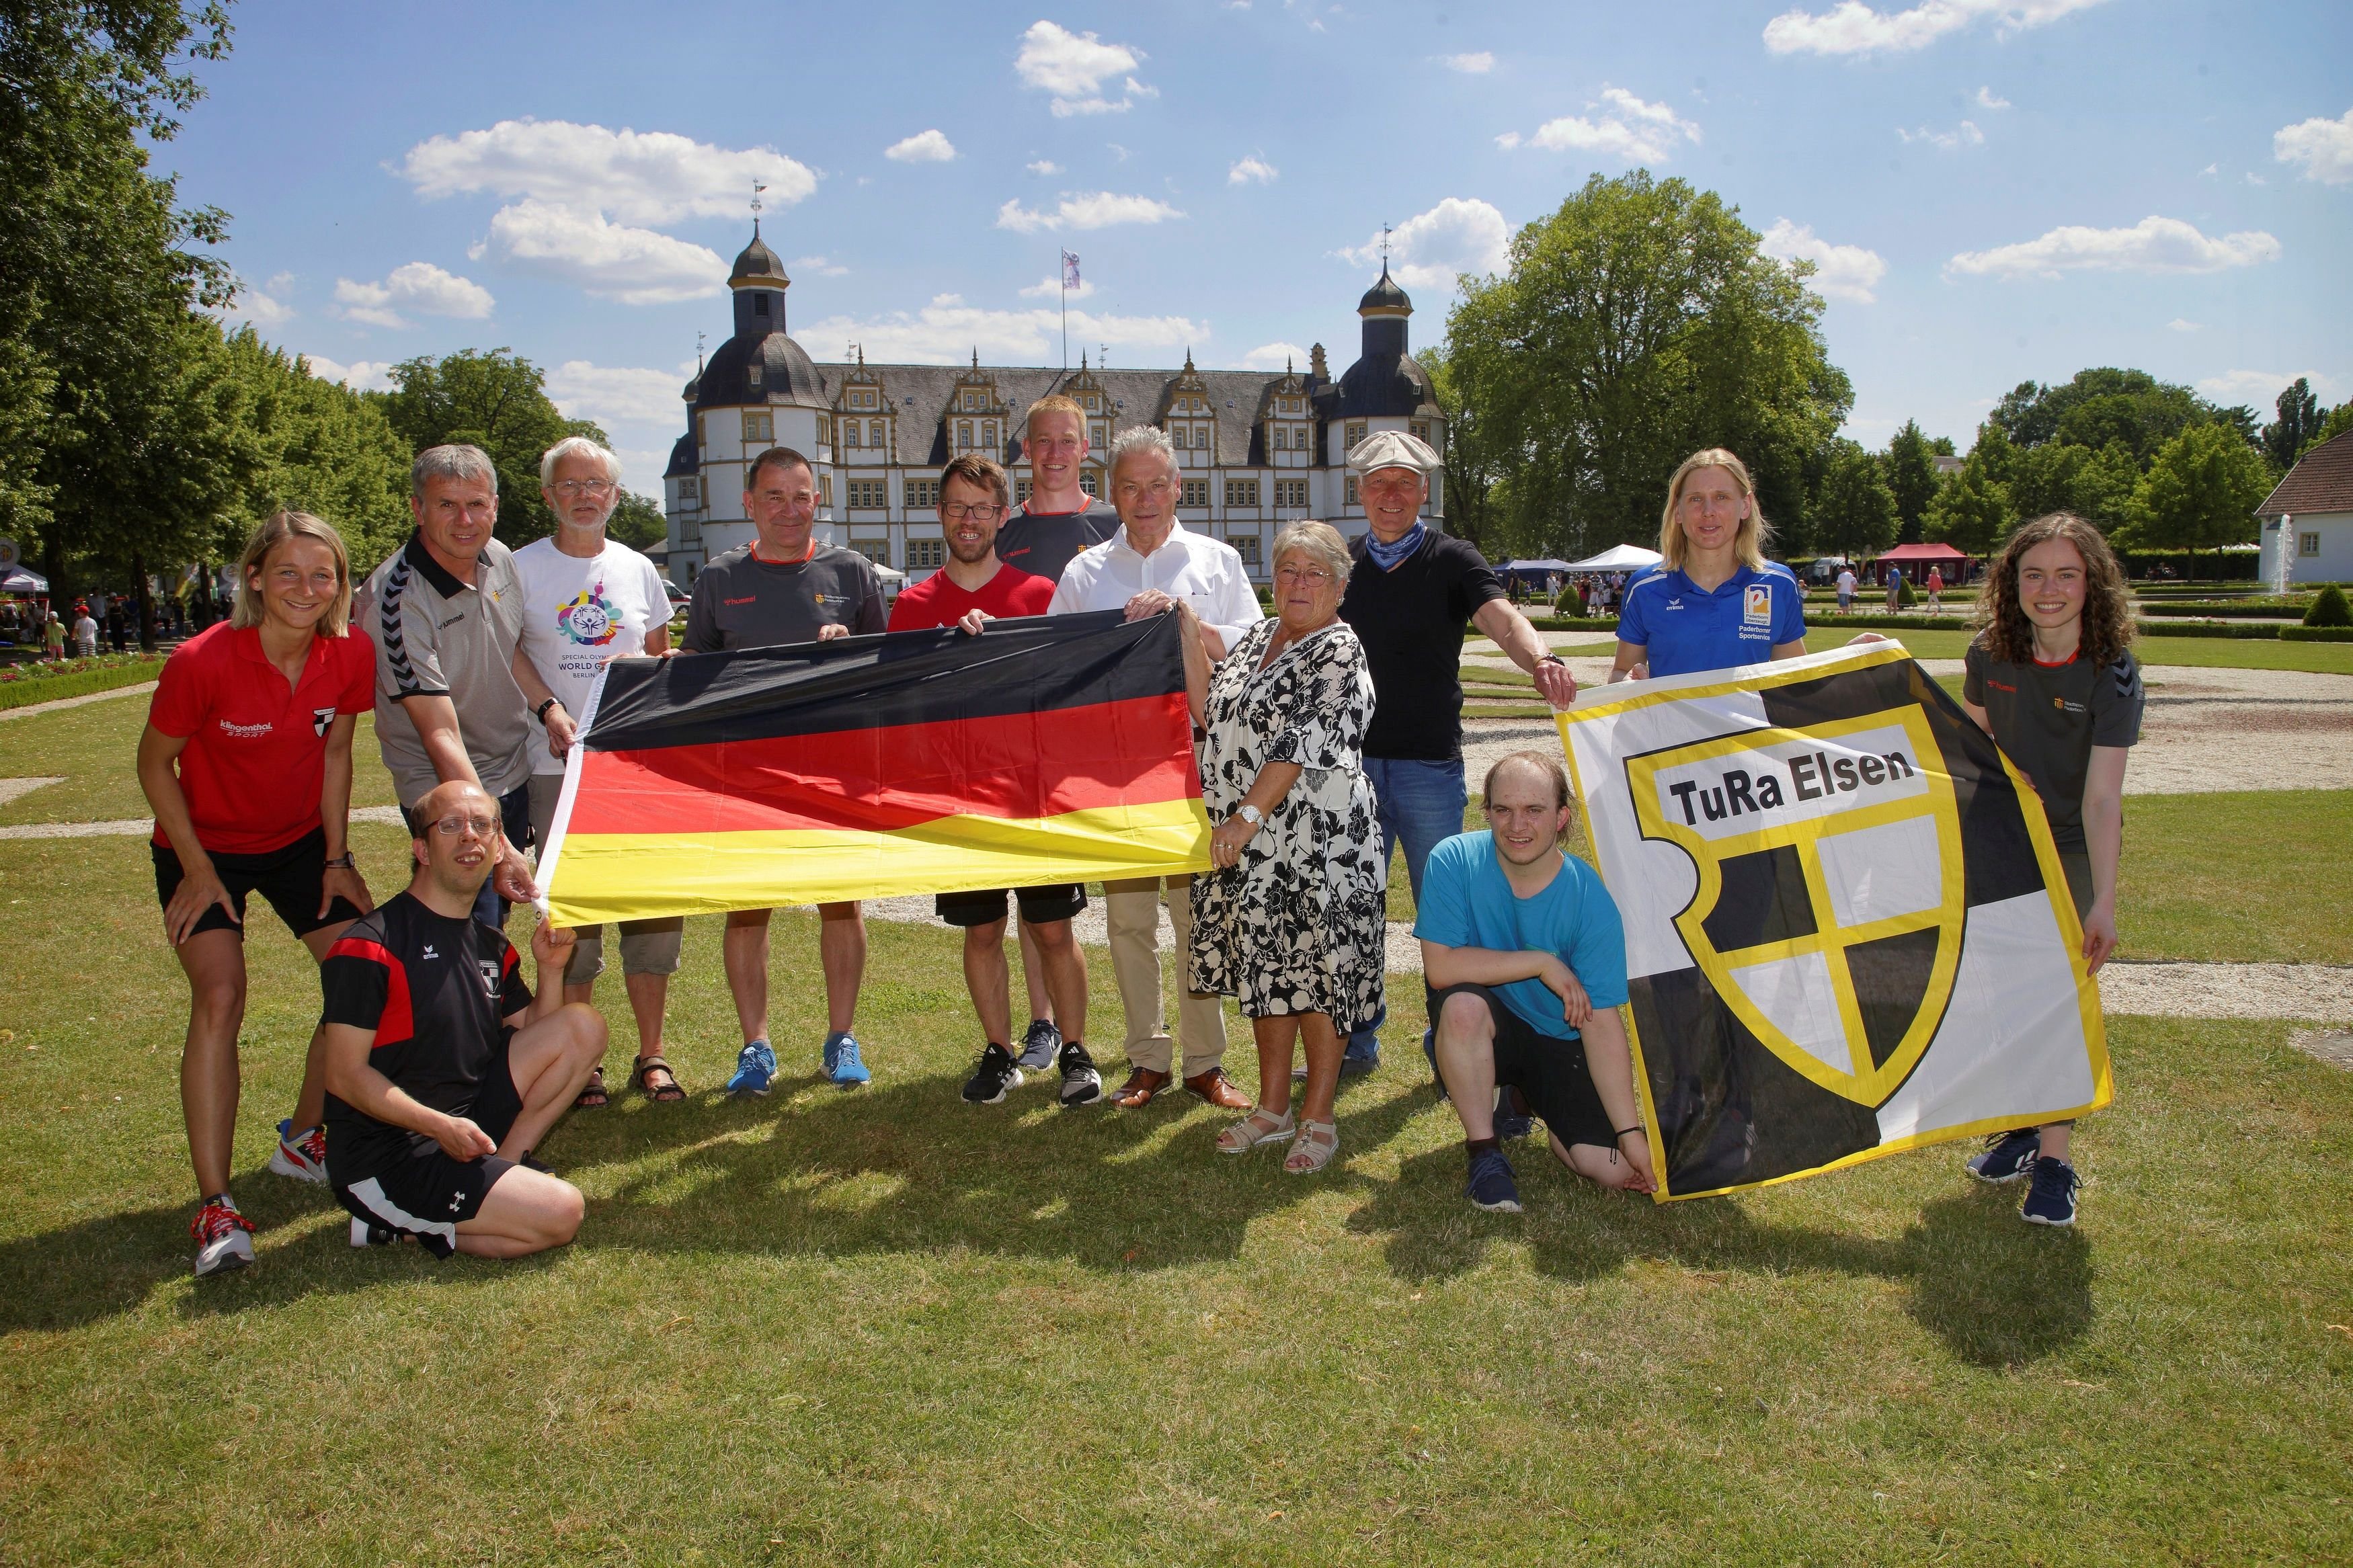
left=1217, top=1106, right=1295, bottom=1154
left=1283, top=1119, right=1339, bottom=1175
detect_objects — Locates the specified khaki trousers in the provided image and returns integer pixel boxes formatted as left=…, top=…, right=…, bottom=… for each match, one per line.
left=1103, top=874, right=1226, bottom=1077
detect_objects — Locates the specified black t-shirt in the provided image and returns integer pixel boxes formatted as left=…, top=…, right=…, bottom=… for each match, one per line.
left=994, top=498, right=1118, bottom=591
left=1337, top=530, right=1508, bottom=761
left=683, top=542, right=887, bottom=653
left=321, top=892, right=534, bottom=1184
left=1963, top=641, right=2144, bottom=851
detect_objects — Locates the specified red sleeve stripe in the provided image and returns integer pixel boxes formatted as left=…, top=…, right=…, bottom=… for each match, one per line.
left=327, top=936, right=413, bottom=1048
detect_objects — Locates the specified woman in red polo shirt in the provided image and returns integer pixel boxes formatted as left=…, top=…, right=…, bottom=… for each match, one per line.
left=137, top=511, right=378, bottom=1277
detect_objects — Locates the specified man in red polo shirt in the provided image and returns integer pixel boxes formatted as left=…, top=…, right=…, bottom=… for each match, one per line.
left=887, top=455, right=1099, bottom=1110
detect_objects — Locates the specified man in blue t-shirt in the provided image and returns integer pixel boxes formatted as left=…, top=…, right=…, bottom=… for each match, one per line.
left=1414, top=751, right=1657, bottom=1212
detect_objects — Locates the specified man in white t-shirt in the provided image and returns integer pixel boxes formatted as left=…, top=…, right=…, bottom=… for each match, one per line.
left=73, top=607, right=99, bottom=656
left=1835, top=565, right=1857, bottom=615
left=513, top=436, right=688, bottom=1107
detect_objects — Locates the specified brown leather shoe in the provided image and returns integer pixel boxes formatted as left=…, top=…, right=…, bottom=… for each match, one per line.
left=1184, top=1067, right=1253, bottom=1110
left=1109, top=1067, right=1172, bottom=1108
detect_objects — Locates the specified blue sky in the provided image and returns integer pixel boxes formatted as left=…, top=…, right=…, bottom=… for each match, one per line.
left=177, top=0, right=2352, bottom=489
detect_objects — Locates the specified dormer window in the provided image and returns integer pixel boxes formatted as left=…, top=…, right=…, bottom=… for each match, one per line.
left=747, top=363, right=763, bottom=390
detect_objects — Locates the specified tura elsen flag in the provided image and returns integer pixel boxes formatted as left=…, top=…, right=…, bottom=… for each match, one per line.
left=537, top=609, right=1211, bottom=927
left=1556, top=642, right=2110, bottom=1200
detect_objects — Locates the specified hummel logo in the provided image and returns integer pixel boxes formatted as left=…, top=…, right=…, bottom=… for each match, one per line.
left=422, top=944, right=439, bottom=960
left=448, top=1193, right=465, bottom=1212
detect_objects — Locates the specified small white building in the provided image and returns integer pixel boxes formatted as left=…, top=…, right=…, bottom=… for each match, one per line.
left=2256, top=427, right=2353, bottom=589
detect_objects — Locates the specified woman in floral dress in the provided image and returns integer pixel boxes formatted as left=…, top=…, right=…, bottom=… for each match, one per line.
left=1176, top=520, right=1386, bottom=1174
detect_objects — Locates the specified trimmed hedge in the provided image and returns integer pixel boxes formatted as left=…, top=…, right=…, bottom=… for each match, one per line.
left=2280, top=626, right=2353, bottom=643
left=2305, top=585, right=2352, bottom=629
left=0, top=655, right=167, bottom=711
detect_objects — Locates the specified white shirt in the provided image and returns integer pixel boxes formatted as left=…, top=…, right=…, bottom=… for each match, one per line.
left=1836, top=570, right=1857, bottom=594
left=1047, top=520, right=1263, bottom=653
left=512, top=536, right=674, bottom=774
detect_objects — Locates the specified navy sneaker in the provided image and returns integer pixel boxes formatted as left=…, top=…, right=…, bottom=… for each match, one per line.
left=2022, top=1157, right=2081, bottom=1227
left=1423, top=1032, right=1449, bottom=1102
left=962, top=1043, right=1021, bottom=1104
left=1057, top=1041, right=1103, bottom=1107
left=1339, top=1034, right=1381, bottom=1079
left=1015, top=1018, right=1062, bottom=1073
left=1467, top=1148, right=1522, bottom=1213
left=1492, top=1086, right=1533, bottom=1141
left=727, top=1038, right=776, bottom=1098
left=1966, top=1128, right=2040, bottom=1184
left=826, top=1030, right=871, bottom=1087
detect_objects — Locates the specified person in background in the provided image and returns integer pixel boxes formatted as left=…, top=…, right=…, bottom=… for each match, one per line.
left=73, top=603, right=98, bottom=657
left=136, top=510, right=378, bottom=1276
left=1925, top=564, right=1945, bottom=616
left=513, top=436, right=688, bottom=1108
left=683, top=445, right=888, bottom=1096
left=1609, top=450, right=1806, bottom=684
left=42, top=610, right=66, bottom=660
left=1884, top=563, right=1905, bottom=614
left=1836, top=563, right=1858, bottom=616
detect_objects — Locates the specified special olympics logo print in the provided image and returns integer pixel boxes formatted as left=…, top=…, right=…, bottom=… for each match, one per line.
left=557, top=583, right=618, bottom=646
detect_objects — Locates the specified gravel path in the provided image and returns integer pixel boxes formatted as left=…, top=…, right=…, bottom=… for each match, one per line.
left=0, top=678, right=157, bottom=721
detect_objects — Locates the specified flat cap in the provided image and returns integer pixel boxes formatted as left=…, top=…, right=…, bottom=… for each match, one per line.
left=1346, top=428, right=1439, bottom=478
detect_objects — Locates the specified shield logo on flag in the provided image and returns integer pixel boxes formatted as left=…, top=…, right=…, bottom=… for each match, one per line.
left=1624, top=705, right=1966, bottom=1107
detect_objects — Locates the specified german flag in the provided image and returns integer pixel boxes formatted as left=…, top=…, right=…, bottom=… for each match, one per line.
left=537, top=609, right=1210, bottom=926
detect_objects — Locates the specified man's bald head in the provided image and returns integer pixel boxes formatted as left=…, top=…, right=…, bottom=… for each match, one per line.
left=410, top=778, right=502, bottom=891
left=413, top=779, right=495, bottom=837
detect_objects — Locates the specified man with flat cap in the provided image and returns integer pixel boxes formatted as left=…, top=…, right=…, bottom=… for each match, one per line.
left=1336, top=429, right=1579, bottom=1081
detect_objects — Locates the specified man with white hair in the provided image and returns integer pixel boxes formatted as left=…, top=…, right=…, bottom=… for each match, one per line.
left=513, top=436, right=688, bottom=1108
left=1048, top=424, right=1261, bottom=1110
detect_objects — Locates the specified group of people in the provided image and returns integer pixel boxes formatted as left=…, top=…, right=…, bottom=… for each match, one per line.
left=139, top=402, right=2139, bottom=1276
left=1831, top=560, right=1948, bottom=614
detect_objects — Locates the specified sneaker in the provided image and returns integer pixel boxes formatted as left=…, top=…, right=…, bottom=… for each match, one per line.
left=1015, top=1018, right=1062, bottom=1073
left=1492, top=1086, right=1534, bottom=1142
left=1339, top=1035, right=1382, bottom=1079
left=1966, top=1128, right=2040, bottom=1184
left=1058, top=1041, right=1103, bottom=1108
left=826, top=1030, right=871, bottom=1087
left=1467, top=1149, right=1523, bottom=1213
left=962, top=1042, right=1022, bottom=1105
left=2022, top=1156, right=2081, bottom=1227
left=348, top=1215, right=399, bottom=1248
left=727, top=1038, right=776, bottom=1098
left=191, top=1199, right=255, bottom=1276
left=269, top=1118, right=328, bottom=1184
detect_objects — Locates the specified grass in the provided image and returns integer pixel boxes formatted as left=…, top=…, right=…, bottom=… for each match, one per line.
left=1, top=829, right=2350, bottom=1563
left=2113, top=791, right=2353, bottom=963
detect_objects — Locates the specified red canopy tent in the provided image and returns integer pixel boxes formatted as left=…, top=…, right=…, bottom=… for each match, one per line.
left=1868, top=541, right=1973, bottom=585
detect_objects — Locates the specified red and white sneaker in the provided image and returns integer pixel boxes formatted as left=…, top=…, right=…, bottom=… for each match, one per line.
left=191, top=1200, right=255, bottom=1277
left=269, top=1118, right=328, bottom=1184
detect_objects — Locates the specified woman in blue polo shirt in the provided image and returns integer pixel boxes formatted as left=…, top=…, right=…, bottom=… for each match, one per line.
left=1608, top=448, right=1806, bottom=682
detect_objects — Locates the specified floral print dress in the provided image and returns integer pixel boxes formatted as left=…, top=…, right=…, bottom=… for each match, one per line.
left=1189, top=618, right=1387, bottom=1024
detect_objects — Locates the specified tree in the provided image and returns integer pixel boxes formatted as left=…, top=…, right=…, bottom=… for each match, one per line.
left=2129, top=422, right=2270, bottom=580
left=607, top=491, right=669, bottom=554
left=1442, top=171, right=1851, bottom=558
left=1882, top=420, right=1943, bottom=544
left=220, top=331, right=411, bottom=573
left=2315, top=401, right=2353, bottom=449
left=1812, top=440, right=1899, bottom=561
left=2264, top=378, right=2324, bottom=472
left=1926, top=440, right=2012, bottom=559
left=1991, top=367, right=2215, bottom=460
left=376, top=349, right=606, bottom=550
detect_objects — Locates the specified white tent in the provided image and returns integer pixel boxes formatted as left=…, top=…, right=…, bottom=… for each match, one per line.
left=1564, top=543, right=1663, bottom=572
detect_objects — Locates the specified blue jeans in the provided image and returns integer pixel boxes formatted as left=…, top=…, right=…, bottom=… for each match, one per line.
left=1351, top=756, right=1468, bottom=1052
left=403, top=781, right=533, bottom=933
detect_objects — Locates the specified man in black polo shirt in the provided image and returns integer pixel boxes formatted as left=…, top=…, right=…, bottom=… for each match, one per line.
left=684, top=446, right=888, bottom=1097
left=1335, top=430, right=1579, bottom=1079
left=321, top=780, right=606, bottom=1259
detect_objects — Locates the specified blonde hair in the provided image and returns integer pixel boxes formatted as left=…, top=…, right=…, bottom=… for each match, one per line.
left=1025, top=393, right=1086, bottom=441
left=1271, top=520, right=1351, bottom=581
left=234, top=511, right=352, bottom=636
left=1657, top=448, right=1772, bottom=572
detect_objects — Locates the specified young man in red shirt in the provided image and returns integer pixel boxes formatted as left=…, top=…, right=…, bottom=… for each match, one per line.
left=888, top=456, right=1100, bottom=1108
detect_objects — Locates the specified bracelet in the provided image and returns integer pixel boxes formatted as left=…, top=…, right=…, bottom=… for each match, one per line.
left=534, top=696, right=562, bottom=722
left=1613, top=1124, right=1644, bottom=1140
left=323, top=853, right=355, bottom=870
left=1540, top=653, right=1567, bottom=667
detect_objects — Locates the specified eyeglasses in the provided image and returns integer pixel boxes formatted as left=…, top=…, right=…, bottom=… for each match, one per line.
left=1274, top=565, right=1333, bottom=584
left=551, top=479, right=615, bottom=497
left=942, top=503, right=1005, bottom=522
left=431, top=815, right=497, bottom=839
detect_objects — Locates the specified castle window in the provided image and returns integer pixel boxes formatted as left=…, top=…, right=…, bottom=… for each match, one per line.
left=869, top=421, right=885, bottom=446
left=1345, top=421, right=1366, bottom=450
left=904, top=479, right=941, bottom=509
left=1225, top=479, right=1259, bottom=507
left=742, top=411, right=773, bottom=443
left=1345, top=476, right=1359, bottom=506
left=1228, top=532, right=1261, bottom=566
left=848, top=537, right=890, bottom=567
left=817, top=416, right=830, bottom=444
left=1181, top=480, right=1209, bottom=509
left=1411, top=420, right=1432, bottom=445
left=957, top=420, right=973, bottom=449
left=754, top=294, right=769, bottom=317
left=907, top=538, right=945, bottom=569
left=983, top=421, right=996, bottom=449
left=848, top=479, right=887, bottom=509
left=820, top=477, right=832, bottom=505
left=843, top=421, right=861, bottom=447
left=1014, top=478, right=1032, bottom=503
left=678, top=478, right=700, bottom=502
left=1080, top=470, right=1099, bottom=497
left=748, top=362, right=764, bottom=390
left=1275, top=479, right=1307, bottom=508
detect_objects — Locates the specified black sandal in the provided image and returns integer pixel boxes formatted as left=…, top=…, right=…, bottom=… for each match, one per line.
left=573, top=1065, right=609, bottom=1110
left=632, top=1055, right=686, bottom=1102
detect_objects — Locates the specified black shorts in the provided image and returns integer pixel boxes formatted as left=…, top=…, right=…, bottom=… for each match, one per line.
left=934, top=883, right=1087, bottom=927
left=151, top=825, right=362, bottom=940
left=1430, top=983, right=1616, bottom=1150
left=331, top=1034, right=522, bottom=1260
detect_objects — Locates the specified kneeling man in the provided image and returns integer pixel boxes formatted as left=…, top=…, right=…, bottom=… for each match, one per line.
left=1416, top=751, right=1657, bottom=1212
left=321, top=779, right=607, bottom=1257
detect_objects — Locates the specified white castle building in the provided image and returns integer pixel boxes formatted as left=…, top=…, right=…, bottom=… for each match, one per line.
left=660, top=225, right=1447, bottom=584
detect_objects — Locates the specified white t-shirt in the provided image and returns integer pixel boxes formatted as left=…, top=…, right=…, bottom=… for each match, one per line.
left=1835, top=570, right=1857, bottom=595
left=512, top=537, right=674, bottom=774
left=73, top=615, right=97, bottom=652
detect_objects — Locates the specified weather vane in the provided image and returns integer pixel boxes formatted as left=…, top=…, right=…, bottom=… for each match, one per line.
left=751, top=177, right=767, bottom=233
left=1379, top=222, right=1393, bottom=263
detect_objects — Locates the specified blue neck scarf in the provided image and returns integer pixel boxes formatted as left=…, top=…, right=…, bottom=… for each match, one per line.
left=1363, top=520, right=1425, bottom=571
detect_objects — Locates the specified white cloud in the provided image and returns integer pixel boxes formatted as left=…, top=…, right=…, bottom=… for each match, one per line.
left=1946, top=215, right=2282, bottom=280
left=2275, top=109, right=2353, bottom=184
left=2244, top=171, right=2268, bottom=186
left=1975, top=85, right=2011, bottom=109
left=1501, top=87, right=1700, bottom=164
left=1014, top=21, right=1155, bottom=117
left=801, top=293, right=1202, bottom=365
left=1027, top=159, right=1062, bottom=175
left=332, top=261, right=495, bottom=329
left=1228, top=155, right=1279, bottom=185
left=1763, top=0, right=2110, bottom=57
left=995, top=191, right=1185, bottom=233
left=792, top=255, right=850, bottom=277
left=2168, top=317, right=2201, bottom=332
left=1439, top=51, right=1495, bottom=74
left=221, top=271, right=296, bottom=329
left=298, top=354, right=394, bottom=392
left=2195, top=369, right=2342, bottom=403
left=1240, top=341, right=1308, bottom=371
left=398, top=119, right=815, bottom=225
left=1018, top=274, right=1096, bottom=299
left=479, top=200, right=724, bottom=304
left=1337, top=197, right=1510, bottom=294
left=545, top=360, right=694, bottom=430
left=1759, top=219, right=1889, bottom=303
left=1899, top=119, right=1985, bottom=149
left=884, top=129, right=957, bottom=163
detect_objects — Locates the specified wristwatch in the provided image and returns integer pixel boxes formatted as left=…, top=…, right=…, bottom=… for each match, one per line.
left=1236, top=804, right=1263, bottom=827
left=323, top=853, right=355, bottom=870
left=1539, top=653, right=1568, bottom=667
left=534, top=696, right=563, bottom=722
